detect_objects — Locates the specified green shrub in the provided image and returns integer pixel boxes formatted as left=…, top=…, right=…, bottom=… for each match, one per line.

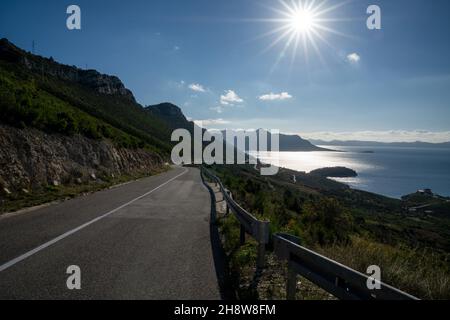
left=300, top=198, right=353, bottom=246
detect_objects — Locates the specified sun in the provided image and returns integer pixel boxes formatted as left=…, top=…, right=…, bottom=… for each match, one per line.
left=289, top=8, right=315, bottom=34
left=254, top=0, right=352, bottom=69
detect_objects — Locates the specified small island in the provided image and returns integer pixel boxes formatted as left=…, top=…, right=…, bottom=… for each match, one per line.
left=309, top=167, right=358, bottom=178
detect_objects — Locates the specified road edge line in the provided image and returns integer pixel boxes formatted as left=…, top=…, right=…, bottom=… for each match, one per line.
left=0, top=168, right=188, bottom=273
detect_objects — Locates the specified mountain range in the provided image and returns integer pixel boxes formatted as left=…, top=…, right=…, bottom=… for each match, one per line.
left=274, top=132, right=332, bottom=151
left=309, top=139, right=450, bottom=148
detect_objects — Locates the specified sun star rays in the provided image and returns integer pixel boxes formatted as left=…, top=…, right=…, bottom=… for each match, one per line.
left=255, top=0, right=354, bottom=72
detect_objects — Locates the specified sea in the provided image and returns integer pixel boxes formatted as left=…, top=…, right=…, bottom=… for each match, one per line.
left=254, top=146, right=450, bottom=199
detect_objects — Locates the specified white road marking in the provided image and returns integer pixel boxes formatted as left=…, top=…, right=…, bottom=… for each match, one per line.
left=0, top=169, right=189, bottom=272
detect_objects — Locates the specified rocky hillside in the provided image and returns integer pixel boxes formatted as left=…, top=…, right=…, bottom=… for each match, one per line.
left=0, top=39, right=176, bottom=197
left=0, top=124, right=163, bottom=192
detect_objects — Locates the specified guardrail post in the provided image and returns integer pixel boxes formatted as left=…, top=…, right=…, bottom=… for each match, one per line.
left=257, top=242, right=266, bottom=269
left=240, top=225, right=246, bottom=246
left=225, top=190, right=232, bottom=215
left=287, top=261, right=297, bottom=300
left=256, top=221, right=270, bottom=269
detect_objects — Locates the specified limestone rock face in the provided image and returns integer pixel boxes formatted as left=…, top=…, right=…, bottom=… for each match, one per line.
left=0, top=38, right=135, bottom=102
left=0, top=124, right=163, bottom=190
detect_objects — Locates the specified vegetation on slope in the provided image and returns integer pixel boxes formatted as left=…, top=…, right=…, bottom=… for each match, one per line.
left=207, top=164, right=450, bottom=299
left=0, top=39, right=173, bottom=155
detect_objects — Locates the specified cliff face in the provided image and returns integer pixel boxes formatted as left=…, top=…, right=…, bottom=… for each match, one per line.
left=0, top=38, right=135, bottom=102
left=0, top=124, right=164, bottom=191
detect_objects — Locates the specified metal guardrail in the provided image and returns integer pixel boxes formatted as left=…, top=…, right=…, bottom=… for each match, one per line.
left=273, top=233, right=419, bottom=300
left=201, top=166, right=418, bottom=300
left=201, top=167, right=270, bottom=269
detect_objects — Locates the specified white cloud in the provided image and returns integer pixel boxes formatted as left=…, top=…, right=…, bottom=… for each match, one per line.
left=220, top=90, right=244, bottom=106
left=194, top=119, right=230, bottom=127
left=259, top=92, right=293, bottom=101
left=347, top=52, right=360, bottom=63
left=189, top=83, right=206, bottom=93
left=300, top=130, right=450, bottom=143
left=210, top=106, right=224, bottom=114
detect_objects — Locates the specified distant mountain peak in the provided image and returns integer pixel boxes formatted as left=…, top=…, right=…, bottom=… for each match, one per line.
left=309, top=139, right=450, bottom=148
left=147, top=102, right=184, bottom=116
left=145, top=103, right=186, bottom=120
left=145, top=103, right=192, bottom=131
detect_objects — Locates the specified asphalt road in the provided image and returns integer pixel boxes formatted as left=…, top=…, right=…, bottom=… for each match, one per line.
left=0, top=167, right=222, bottom=300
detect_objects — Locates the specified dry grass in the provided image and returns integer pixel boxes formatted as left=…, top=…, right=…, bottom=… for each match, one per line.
left=316, top=237, right=450, bottom=300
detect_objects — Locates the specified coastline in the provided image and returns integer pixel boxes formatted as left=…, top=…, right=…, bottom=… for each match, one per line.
left=254, top=147, right=450, bottom=199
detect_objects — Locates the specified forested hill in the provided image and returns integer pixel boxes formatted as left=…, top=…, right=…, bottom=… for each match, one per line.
left=0, top=39, right=195, bottom=197
left=0, top=38, right=174, bottom=154
left=145, top=102, right=195, bottom=132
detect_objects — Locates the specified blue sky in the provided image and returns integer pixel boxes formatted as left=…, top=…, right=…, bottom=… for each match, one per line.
left=1, top=0, right=450, bottom=142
